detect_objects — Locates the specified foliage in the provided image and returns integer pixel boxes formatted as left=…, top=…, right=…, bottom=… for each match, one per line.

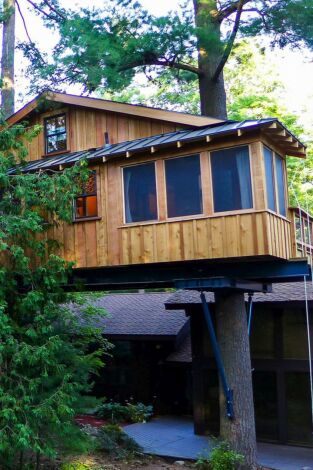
left=97, top=424, right=142, bottom=460
left=0, top=118, right=111, bottom=467
left=195, top=441, right=244, bottom=470
left=96, top=399, right=153, bottom=424
left=20, top=0, right=313, bottom=102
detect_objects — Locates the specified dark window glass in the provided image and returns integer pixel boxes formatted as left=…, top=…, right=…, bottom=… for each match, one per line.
left=74, top=172, right=98, bottom=219
left=44, top=114, right=67, bottom=154
left=123, top=162, right=157, bottom=223
left=264, top=146, right=276, bottom=212
left=275, top=154, right=286, bottom=216
left=165, top=155, right=202, bottom=218
left=211, top=146, right=253, bottom=212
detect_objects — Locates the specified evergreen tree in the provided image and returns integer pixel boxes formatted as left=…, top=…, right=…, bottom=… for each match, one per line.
left=20, top=0, right=313, bottom=119
left=0, top=116, right=109, bottom=467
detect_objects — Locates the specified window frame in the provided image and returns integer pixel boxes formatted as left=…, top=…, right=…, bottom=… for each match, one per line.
left=209, top=144, right=254, bottom=215
left=263, top=145, right=288, bottom=217
left=44, top=113, right=68, bottom=156
left=164, top=153, right=204, bottom=220
left=73, top=170, right=98, bottom=221
left=122, top=161, right=159, bottom=224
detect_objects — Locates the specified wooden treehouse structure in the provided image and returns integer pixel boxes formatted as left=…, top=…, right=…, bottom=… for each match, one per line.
left=8, top=91, right=311, bottom=289
left=8, top=92, right=313, bottom=457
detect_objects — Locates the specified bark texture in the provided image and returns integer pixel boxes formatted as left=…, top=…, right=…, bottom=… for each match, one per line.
left=1, top=0, right=15, bottom=118
left=215, top=291, right=257, bottom=470
left=193, top=0, right=227, bottom=119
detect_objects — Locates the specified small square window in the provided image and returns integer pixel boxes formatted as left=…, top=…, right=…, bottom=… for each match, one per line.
left=74, top=172, right=98, bottom=220
left=44, top=114, right=67, bottom=154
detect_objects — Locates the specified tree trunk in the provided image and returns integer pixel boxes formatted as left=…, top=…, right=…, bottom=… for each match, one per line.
left=215, top=291, right=257, bottom=470
left=1, top=0, right=15, bottom=118
left=193, top=0, right=227, bottom=119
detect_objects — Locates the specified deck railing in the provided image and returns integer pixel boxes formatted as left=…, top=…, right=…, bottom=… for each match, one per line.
left=289, top=207, right=313, bottom=263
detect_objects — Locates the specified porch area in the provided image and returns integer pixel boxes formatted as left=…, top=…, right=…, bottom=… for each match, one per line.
left=124, top=416, right=313, bottom=470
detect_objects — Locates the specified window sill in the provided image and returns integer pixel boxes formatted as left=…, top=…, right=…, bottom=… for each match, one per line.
left=73, top=216, right=101, bottom=223
left=42, top=149, right=71, bottom=158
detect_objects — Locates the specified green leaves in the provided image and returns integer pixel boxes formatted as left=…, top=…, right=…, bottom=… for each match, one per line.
left=0, top=119, right=110, bottom=466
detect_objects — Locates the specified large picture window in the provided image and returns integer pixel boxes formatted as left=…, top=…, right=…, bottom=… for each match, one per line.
left=211, top=146, right=253, bottom=212
left=165, top=155, right=202, bottom=218
left=74, top=171, right=98, bottom=220
left=123, top=162, right=157, bottom=223
left=44, top=114, right=67, bottom=154
left=264, top=146, right=276, bottom=212
left=275, top=154, right=287, bottom=216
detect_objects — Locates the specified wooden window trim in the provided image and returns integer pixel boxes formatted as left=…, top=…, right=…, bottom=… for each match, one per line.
left=163, top=153, right=204, bottom=219
left=73, top=171, right=98, bottom=221
left=121, top=161, right=159, bottom=224
left=209, top=144, right=254, bottom=215
left=44, top=113, right=69, bottom=156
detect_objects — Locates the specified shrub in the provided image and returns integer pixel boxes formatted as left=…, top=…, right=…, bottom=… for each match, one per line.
left=195, top=441, right=244, bottom=470
left=96, top=400, right=153, bottom=423
left=97, top=424, right=142, bottom=460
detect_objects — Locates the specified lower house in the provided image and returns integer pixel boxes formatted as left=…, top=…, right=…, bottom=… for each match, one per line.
left=89, top=284, right=313, bottom=447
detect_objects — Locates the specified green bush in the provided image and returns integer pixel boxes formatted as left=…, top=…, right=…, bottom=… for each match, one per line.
left=96, top=400, right=153, bottom=423
left=97, top=424, right=142, bottom=460
left=195, top=441, right=244, bottom=470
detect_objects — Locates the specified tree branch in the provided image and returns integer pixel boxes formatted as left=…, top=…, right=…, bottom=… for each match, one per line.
left=16, top=0, right=32, bottom=43
left=118, top=58, right=202, bottom=76
left=41, top=0, right=66, bottom=20
left=212, top=0, right=245, bottom=82
left=25, top=0, right=57, bottom=21
left=218, top=0, right=251, bottom=21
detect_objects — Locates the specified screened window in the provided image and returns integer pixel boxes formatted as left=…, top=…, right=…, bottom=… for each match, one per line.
left=211, top=146, right=253, bottom=212
left=264, top=146, right=276, bottom=212
left=275, top=154, right=286, bottom=216
left=165, top=155, right=202, bottom=218
left=74, top=172, right=98, bottom=219
left=44, top=114, right=67, bottom=154
left=123, top=162, right=157, bottom=223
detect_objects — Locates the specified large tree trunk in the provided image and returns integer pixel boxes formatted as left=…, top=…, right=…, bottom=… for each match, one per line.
left=1, top=0, right=15, bottom=118
left=215, top=291, right=257, bottom=470
left=193, top=0, right=227, bottom=119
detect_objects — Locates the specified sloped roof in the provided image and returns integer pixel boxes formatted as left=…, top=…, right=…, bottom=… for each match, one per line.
left=12, top=117, right=306, bottom=175
left=7, top=91, right=221, bottom=127
left=87, top=292, right=187, bottom=338
left=165, top=281, right=313, bottom=309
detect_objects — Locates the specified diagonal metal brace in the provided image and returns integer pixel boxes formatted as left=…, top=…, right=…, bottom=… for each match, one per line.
left=200, top=291, right=234, bottom=420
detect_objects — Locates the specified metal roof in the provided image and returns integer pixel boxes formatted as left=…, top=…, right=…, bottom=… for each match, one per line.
left=13, top=118, right=305, bottom=173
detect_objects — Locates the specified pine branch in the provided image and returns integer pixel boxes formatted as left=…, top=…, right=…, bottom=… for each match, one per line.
left=218, top=0, right=251, bottom=21
left=119, top=58, right=202, bottom=76
left=212, top=0, right=245, bottom=82
left=25, top=0, right=57, bottom=21
left=41, top=0, right=66, bottom=20
left=16, top=0, right=32, bottom=44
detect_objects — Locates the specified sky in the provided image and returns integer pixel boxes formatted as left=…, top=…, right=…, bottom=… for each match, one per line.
left=13, top=0, right=313, bottom=128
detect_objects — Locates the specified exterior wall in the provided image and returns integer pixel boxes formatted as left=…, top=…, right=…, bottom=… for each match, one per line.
left=47, top=135, right=292, bottom=268
left=24, top=105, right=184, bottom=162
left=188, top=302, right=313, bottom=446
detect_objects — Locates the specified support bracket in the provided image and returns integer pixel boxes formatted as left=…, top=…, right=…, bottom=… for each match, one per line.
left=200, top=291, right=234, bottom=420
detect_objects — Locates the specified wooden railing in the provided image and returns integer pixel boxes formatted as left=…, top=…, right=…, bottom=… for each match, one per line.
left=289, top=207, right=313, bottom=263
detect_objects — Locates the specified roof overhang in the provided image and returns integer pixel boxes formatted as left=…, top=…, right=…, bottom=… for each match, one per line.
left=6, top=90, right=222, bottom=128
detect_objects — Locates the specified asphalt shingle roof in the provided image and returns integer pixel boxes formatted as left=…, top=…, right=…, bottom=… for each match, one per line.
left=89, top=292, right=186, bottom=337
left=165, top=281, right=313, bottom=309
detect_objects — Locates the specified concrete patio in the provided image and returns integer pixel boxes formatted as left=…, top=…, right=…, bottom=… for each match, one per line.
left=124, top=416, right=313, bottom=470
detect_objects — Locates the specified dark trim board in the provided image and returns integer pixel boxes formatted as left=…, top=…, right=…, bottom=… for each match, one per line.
left=67, top=258, right=311, bottom=291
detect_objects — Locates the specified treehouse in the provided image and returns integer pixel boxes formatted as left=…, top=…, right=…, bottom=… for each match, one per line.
left=8, top=91, right=311, bottom=288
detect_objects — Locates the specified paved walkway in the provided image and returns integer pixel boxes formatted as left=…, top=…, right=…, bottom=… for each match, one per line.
left=124, top=416, right=313, bottom=470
